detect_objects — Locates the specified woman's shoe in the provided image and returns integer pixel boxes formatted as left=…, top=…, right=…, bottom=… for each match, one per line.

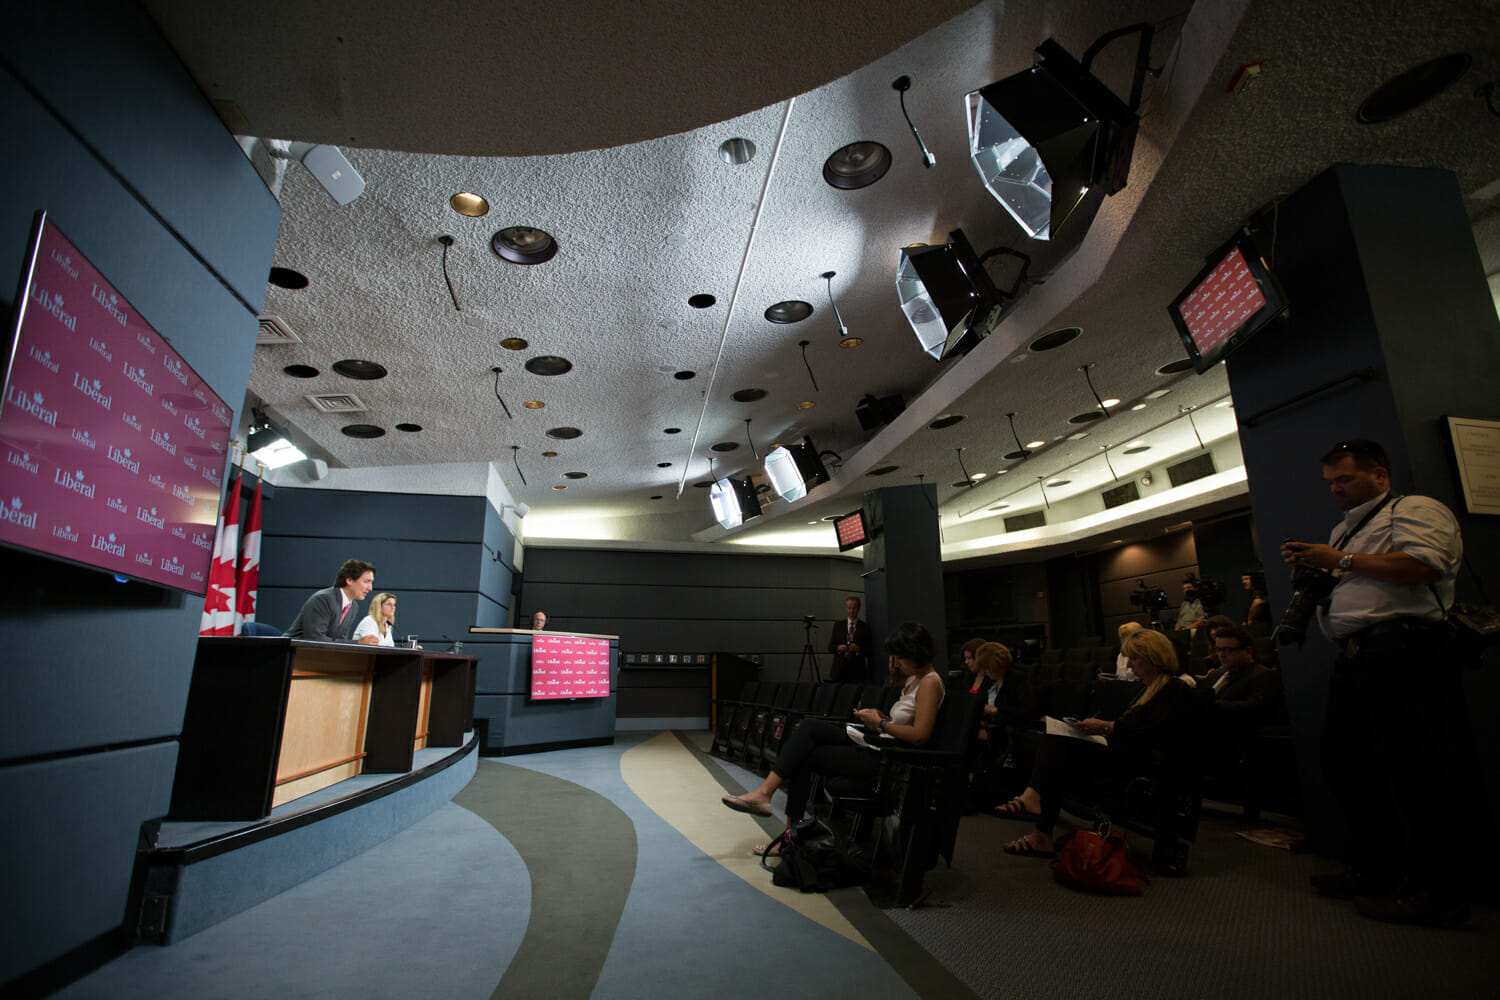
left=1003, top=835, right=1056, bottom=858
left=750, top=840, right=782, bottom=858
left=722, top=794, right=773, bottom=817
left=990, top=797, right=1039, bottom=820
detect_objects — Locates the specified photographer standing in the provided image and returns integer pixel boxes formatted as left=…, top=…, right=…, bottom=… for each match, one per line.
left=1281, top=439, right=1466, bottom=927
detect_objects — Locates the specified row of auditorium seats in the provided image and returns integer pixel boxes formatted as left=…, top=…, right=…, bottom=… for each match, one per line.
left=711, top=681, right=897, bottom=774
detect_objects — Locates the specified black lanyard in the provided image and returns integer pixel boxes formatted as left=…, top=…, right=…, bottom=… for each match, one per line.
left=1333, top=492, right=1398, bottom=551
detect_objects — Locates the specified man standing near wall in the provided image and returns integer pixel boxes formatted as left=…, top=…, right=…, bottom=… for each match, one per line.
left=1281, top=440, right=1466, bottom=927
left=285, top=558, right=376, bottom=642
left=531, top=610, right=548, bottom=631
left=827, top=596, right=872, bottom=681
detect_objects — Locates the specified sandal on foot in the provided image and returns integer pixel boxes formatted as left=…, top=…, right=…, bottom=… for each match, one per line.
left=722, top=794, right=773, bottom=817
left=750, top=840, right=782, bottom=858
left=1003, top=836, right=1055, bottom=858
left=990, top=797, right=1038, bottom=820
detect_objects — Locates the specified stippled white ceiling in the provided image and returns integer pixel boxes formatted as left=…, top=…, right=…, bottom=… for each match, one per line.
left=145, top=0, right=1500, bottom=558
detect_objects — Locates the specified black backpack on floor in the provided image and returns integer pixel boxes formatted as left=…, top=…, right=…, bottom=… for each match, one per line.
left=764, top=821, right=871, bottom=893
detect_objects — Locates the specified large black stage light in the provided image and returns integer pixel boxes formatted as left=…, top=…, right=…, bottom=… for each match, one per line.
left=966, top=25, right=1154, bottom=242
left=897, top=229, right=1005, bottom=361
left=764, top=436, right=830, bottom=503
left=709, top=476, right=761, bottom=530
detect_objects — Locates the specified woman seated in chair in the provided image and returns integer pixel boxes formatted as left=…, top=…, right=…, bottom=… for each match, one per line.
left=721, top=621, right=944, bottom=855
left=994, top=628, right=1198, bottom=857
left=970, top=641, right=1036, bottom=811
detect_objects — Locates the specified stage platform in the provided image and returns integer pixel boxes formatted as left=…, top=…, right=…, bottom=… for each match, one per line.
left=136, top=734, right=479, bottom=944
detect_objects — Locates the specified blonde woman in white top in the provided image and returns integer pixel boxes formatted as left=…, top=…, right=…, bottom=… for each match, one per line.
left=353, top=592, right=398, bottom=647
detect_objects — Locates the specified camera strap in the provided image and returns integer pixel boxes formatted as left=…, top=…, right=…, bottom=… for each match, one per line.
left=1332, top=492, right=1398, bottom=552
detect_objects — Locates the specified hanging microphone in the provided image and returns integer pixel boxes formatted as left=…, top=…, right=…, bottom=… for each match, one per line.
left=893, top=76, right=936, bottom=168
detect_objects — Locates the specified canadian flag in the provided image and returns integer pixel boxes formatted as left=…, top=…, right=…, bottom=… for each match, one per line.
left=234, top=478, right=263, bottom=633
left=198, top=473, right=242, bottom=635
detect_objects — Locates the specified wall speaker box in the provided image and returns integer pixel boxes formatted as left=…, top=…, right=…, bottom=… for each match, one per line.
left=1101, top=480, right=1140, bottom=509
left=1004, top=510, right=1047, bottom=532
left=1166, top=452, right=1217, bottom=487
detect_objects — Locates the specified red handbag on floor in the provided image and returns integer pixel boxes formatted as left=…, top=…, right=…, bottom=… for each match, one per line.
left=1051, top=826, right=1144, bottom=895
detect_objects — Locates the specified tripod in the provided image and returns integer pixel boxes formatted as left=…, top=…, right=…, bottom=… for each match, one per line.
left=795, top=618, right=823, bottom=686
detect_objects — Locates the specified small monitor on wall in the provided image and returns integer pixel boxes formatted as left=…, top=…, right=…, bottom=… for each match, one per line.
left=832, top=509, right=868, bottom=552
left=1168, top=230, right=1289, bottom=373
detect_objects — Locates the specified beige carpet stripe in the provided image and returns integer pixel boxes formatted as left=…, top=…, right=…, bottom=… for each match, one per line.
left=619, top=731, right=873, bottom=951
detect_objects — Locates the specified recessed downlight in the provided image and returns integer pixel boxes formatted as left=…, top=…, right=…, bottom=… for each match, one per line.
left=332, top=359, right=387, bottom=380
left=719, top=137, right=757, bottom=165
left=650, top=494, right=664, bottom=500
left=822, top=141, right=892, bottom=189
left=1004, top=451, right=1028, bottom=461
left=1145, top=389, right=1172, bottom=400
left=1030, top=327, right=1081, bottom=352
left=552, top=484, right=567, bottom=490
left=839, top=337, right=864, bottom=349
left=1046, top=479, right=1070, bottom=487
left=765, top=300, right=813, bottom=324
left=693, top=481, right=713, bottom=488
left=797, top=400, right=815, bottom=409
left=501, top=337, right=529, bottom=351
left=657, top=462, right=672, bottom=468
left=545, top=427, right=583, bottom=440
left=1358, top=53, right=1471, bottom=124
left=731, top=388, right=767, bottom=402
left=710, top=442, right=739, bottom=452
left=525, top=355, right=573, bottom=376
left=664, top=427, right=682, bottom=435
left=450, top=192, right=491, bottom=217
left=673, top=370, right=696, bottom=380
left=990, top=504, right=1010, bottom=511
left=541, top=451, right=559, bottom=457
left=562, top=471, right=588, bottom=479
left=268, top=266, right=309, bottom=289
left=341, top=424, right=385, bottom=439
left=689, top=293, right=717, bottom=309
left=1067, top=432, right=1089, bottom=440
left=929, top=414, right=965, bottom=429
left=1068, top=411, right=1105, bottom=424
left=522, top=400, right=544, bottom=409
left=1156, top=359, right=1195, bottom=376
left=282, top=364, right=319, bottom=378
left=971, top=472, right=988, bottom=480
left=492, top=226, right=558, bottom=265
left=395, top=422, right=422, bottom=432
left=1123, top=445, right=1150, bottom=455
left=1026, top=440, right=1045, bottom=449
left=868, top=465, right=899, bottom=476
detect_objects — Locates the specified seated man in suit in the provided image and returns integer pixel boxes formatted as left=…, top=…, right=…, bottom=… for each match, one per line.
left=827, top=595, right=872, bottom=682
left=285, top=558, right=376, bottom=642
left=1203, top=624, right=1282, bottom=732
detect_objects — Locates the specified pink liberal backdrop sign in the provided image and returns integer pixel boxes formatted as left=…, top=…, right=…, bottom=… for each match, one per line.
left=530, top=634, right=612, bottom=700
left=0, top=216, right=232, bottom=594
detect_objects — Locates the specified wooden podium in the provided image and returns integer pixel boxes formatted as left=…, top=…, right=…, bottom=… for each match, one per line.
left=169, top=637, right=476, bottom=820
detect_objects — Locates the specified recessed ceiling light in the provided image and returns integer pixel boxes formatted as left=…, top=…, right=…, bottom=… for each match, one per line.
left=450, top=192, right=490, bottom=217
left=1067, top=431, right=1089, bottom=440
left=268, top=266, right=309, bottom=289
left=664, top=427, right=682, bottom=434
left=693, top=481, right=713, bottom=488
left=1004, top=450, right=1028, bottom=460
left=1046, top=478, right=1070, bottom=487
left=1009, top=353, right=1029, bottom=364
left=541, top=450, right=558, bottom=457
left=710, top=442, right=739, bottom=452
left=689, top=293, right=717, bottom=309
left=1130, top=403, right=1148, bottom=411
left=552, top=484, right=567, bottom=490
left=822, top=141, right=892, bottom=189
left=562, top=471, right=588, bottom=479
left=492, top=226, right=558, bottom=265
left=332, top=359, right=387, bottom=380
left=282, top=364, right=319, bottom=378
left=719, top=137, right=757, bottom=164
left=546, top=427, right=582, bottom=439
left=650, top=494, right=663, bottom=500
left=1026, top=440, right=1045, bottom=449
left=839, top=337, right=863, bottom=349
left=1129, top=440, right=1147, bottom=447
left=1145, top=389, right=1172, bottom=400
left=340, top=424, right=385, bottom=438
left=1029, top=327, right=1081, bottom=352
left=731, top=388, right=767, bottom=402
left=1068, top=411, right=1105, bottom=424
left=1215, top=399, right=1234, bottom=408
left=1156, top=359, right=1195, bottom=376
left=673, top=370, right=696, bottom=380
left=501, top=337, right=529, bottom=351
left=657, top=462, right=671, bottom=468
left=990, top=503, right=1010, bottom=511
left=522, top=400, right=544, bottom=409
left=951, top=480, right=975, bottom=488
left=797, top=400, right=815, bottom=409
left=996, top=468, right=1010, bottom=475
left=765, top=300, right=813, bottom=324
left=971, top=472, right=988, bottom=480
left=1102, top=398, right=1120, bottom=408
left=525, top=355, right=573, bottom=376
left=1123, top=445, right=1150, bottom=455
left=929, top=414, right=965, bottom=429
left=395, top=422, right=422, bottom=432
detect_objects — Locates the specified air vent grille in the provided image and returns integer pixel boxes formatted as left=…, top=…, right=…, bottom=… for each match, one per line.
left=305, top=393, right=368, bottom=414
left=1003, top=510, right=1047, bottom=532
left=1167, top=452, right=1217, bottom=487
left=257, top=314, right=301, bottom=345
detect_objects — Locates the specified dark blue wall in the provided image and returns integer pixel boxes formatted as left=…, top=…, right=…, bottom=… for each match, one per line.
left=0, top=2, right=280, bottom=985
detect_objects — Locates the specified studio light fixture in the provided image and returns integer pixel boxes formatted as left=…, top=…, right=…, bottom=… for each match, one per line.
left=247, top=410, right=307, bottom=469
left=764, top=435, right=830, bottom=503
left=709, top=476, right=761, bottom=529
left=822, top=141, right=892, bottom=190
left=966, top=24, right=1154, bottom=241
left=897, top=230, right=1026, bottom=360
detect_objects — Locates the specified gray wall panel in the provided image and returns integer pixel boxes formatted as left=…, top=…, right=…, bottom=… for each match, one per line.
left=261, top=488, right=489, bottom=543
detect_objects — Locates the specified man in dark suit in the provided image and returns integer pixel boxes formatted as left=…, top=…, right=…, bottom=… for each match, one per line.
left=827, top=596, right=872, bottom=682
left=285, top=558, right=376, bottom=642
left=1203, top=625, right=1282, bottom=727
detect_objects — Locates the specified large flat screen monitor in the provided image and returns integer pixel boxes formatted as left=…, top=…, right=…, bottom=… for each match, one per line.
left=530, top=633, right=611, bottom=700
left=1168, top=230, right=1289, bottom=373
left=1, top=212, right=233, bottom=595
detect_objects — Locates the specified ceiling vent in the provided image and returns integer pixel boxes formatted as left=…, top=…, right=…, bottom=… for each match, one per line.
left=1101, top=481, right=1141, bottom=509
left=304, top=392, right=368, bottom=414
left=257, top=314, right=302, bottom=345
left=1004, top=510, right=1047, bottom=532
left=1166, top=452, right=1217, bottom=488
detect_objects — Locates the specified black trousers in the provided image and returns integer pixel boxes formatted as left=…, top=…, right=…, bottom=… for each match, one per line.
left=1321, top=622, right=1468, bottom=895
left=773, top=718, right=882, bottom=821
left=1027, top=734, right=1146, bottom=835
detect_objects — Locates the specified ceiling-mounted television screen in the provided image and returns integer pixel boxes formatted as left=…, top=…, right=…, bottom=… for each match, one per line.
left=1167, top=230, right=1289, bottom=373
left=0, top=212, right=233, bottom=595
left=833, top=509, right=868, bottom=552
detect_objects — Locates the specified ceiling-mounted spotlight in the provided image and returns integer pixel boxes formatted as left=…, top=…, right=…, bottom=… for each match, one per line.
left=269, top=141, right=367, bottom=205
left=966, top=24, right=1154, bottom=241
left=822, top=141, right=892, bottom=190
left=247, top=409, right=307, bottom=469
left=892, top=76, right=936, bottom=168
left=492, top=226, right=558, bottom=265
left=709, top=476, right=761, bottom=529
left=764, top=435, right=831, bottom=503
left=896, top=229, right=1010, bottom=360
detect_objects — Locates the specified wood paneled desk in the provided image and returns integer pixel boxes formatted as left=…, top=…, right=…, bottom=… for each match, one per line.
left=169, top=637, right=477, bottom=821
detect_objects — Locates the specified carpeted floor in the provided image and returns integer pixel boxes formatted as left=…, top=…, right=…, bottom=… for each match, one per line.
left=52, top=731, right=1499, bottom=999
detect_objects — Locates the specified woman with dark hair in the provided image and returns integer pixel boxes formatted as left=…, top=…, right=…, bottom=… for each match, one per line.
left=722, top=621, right=945, bottom=855
left=995, top=628, right=1199, bottom=857
left=1242, top=571, right=1271, bottom=635
left=958, top=636, right=986, bottom=690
